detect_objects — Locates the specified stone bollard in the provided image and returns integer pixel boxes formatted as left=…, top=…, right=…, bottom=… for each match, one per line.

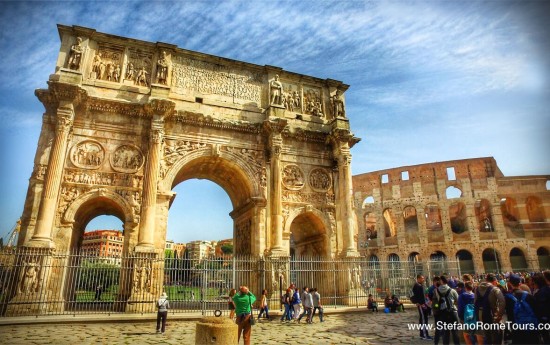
left=195, top=316, right=238, bottom=345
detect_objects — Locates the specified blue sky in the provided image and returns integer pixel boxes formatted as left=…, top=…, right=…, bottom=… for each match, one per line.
left=1, top=1, right=549, bottom=245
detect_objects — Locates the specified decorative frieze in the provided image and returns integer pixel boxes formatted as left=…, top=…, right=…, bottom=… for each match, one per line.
left=169, top=111, right=262, bottom=133
left=63, top=168, right=142, bottom=188
left=282, top=190, right=334, bottom=205
left=89, top=44, right=124, bottom=81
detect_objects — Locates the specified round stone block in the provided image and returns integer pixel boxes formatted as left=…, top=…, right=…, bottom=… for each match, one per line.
left=195, top=316, right=238, bottom=345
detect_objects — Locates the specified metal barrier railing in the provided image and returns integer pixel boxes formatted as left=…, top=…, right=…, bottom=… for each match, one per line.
left=0, top=248, right=460, bottom=317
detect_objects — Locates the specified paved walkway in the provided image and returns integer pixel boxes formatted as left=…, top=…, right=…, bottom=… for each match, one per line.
left=0, top=309, right=429, bottom=345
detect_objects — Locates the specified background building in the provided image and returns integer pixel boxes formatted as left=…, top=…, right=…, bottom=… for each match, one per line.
left=81, top=230, right=124, bottom=264
left=185, top=240, right=215, bottom=261
left=353, top=157, right=550, bottom=273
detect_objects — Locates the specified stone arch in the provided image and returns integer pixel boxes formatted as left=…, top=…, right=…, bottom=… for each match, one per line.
left=456, top=249, right=474, bottom=274
left=482, top=248, right=501, bottom=273
left=475, top=199, right=493, bottom=231
left=446, top=185, right=462, bottom=199
left=449, top=202, right=468, bottom=234
left=403, top=205, right=418, bottom=232
left=500, top=197, right=523, bottom=235
left=509, top=247, right=528, bottom=271
left=383, top=208, right=397, bottom=237
left=526, top=196, right=546, bottom=222
left=425, top=203, right=442, bottom=231
left=62, top=188, right=135, bottom=253
left=537, top=247, right=550, bottom=270
left=362, top=195, right=375, bottom=207
left=285, top=207, right=331, bottom=257
left=363, top=211, right=377, bottom=239
left=161, top=148, right=261, bottom=207
left=64, top=188, right=135, bottom=225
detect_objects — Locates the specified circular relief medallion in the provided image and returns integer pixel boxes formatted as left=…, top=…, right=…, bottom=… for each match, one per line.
left=70, top=140, right=105, bottom=169
left=110, top=144, right=144, bottom=173
left=282, top=164, right=305, bottom=190
left=309, top=168, right=331, bottom=192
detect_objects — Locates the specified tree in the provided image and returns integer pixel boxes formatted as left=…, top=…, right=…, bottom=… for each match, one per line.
left=77, top=260, right=120, bottom=291
left=221, top=244, right=233, bottom=255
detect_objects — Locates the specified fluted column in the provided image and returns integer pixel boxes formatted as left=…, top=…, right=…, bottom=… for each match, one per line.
left=31, top=103, right=74, bottom=247
left=264, top=118, right=287, bottom=254
left=338, top=151, right=358, bottom=255
left=137, top=121, right=164, bottom=249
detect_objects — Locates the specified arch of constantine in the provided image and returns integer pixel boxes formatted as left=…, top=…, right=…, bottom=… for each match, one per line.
left=3, top=25, right=360, bottom=315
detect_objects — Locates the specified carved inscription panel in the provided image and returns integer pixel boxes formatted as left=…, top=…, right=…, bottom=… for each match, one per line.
left=171, top=56, right=262, bottom=104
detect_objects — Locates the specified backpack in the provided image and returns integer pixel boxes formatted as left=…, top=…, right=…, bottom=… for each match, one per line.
left=436, top=289, right=453, bottom=313
left=474, top=286, right=494, bottom=324
left=507, top=291, right=538, bottom=326
left=464, top=303, right=476, bottom=326
left=409, top=287, right=416, bottom=304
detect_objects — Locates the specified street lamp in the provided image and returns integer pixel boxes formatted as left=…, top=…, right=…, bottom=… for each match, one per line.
left=484, top=217, right=500, bottom=273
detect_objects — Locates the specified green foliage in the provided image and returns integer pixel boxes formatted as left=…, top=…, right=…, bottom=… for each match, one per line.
left=221, top=244, right=233, bottom=255
left=76, top=260, right=120, bottom=291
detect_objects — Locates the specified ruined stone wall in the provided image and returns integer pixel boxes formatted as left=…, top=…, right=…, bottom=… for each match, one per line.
left=352, top=157, right=550, bottom=273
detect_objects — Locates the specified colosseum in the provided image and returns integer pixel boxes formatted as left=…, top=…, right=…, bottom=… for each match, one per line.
left=352, top=156, right=550, bottom=274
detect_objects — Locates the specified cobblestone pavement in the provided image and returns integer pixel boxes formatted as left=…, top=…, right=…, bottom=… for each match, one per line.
left=0, top=310, right=431, bottom=345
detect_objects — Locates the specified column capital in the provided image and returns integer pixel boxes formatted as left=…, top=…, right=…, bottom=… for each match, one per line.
left=144, top=99, right=176, bottom=118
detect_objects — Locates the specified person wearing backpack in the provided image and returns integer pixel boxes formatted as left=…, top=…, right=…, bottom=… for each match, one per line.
left=504, top=274, right=540, bottom=344
left=458, top=281, right=476, bottom=345
left=435, top=275, right=460, bottom=345
left=430, top=276, right=444, bottom=344
left=533, top=272, right=550, bottom=344
left=155, top=292, right=170, bottom=334
left=412, top=274, right=433, bottom=340
left=474, top=273, right=506, bottom=345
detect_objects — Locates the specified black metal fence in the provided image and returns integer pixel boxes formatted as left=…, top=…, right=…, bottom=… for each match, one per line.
left=0, top=248, right=460, bottom=317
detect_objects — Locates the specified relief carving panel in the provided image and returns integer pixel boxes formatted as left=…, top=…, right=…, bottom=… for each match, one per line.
left=303, top=86, right=323, bottom=117
left=110, top=145, right=144, bottom=173
left=308, top=168, right=332, bottom=192
left=282, top=164, right=305, bottom=190
left=70, top=140, right=105, bottom=169
left=89, top=45, right=124, bottom=82
left=124, top=47, right=153, bottom=86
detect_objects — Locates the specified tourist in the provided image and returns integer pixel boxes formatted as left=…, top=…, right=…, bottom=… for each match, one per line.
left=504, top=274, right=540, bottom=344
left=411, top=274, right=432, bottom=340
left=435, top=275, right=460, bottom=345
left=233, top=285, right=256, bottom=345
left=156, top=292, right=170, bottom=334
left=537, top=270, right=550, bottom=344
left=429, top=276, right=444, bottom=344
left=311, top=288, right=324, bottom=321
left=94, top=284, right=103, bottom=301
left=292, top=287, right=302, bottom=321
left=458, top=281, right=475, bottom=345
left=228, top=288, right=237, bottom=320
left=473, top=273, right=506, bottom=345
left=367, top=293, right=378, bottom=312
left=257, top=289, right=270, bottom=321
left=280, top=288, right=292, bottom=322
left=299, top=286, right=313, bottom=323
left=390, top=295, right=404, bottom=312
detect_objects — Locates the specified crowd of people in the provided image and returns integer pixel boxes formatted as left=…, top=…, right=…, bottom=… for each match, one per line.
left=410, top=270, right=550, bottom=345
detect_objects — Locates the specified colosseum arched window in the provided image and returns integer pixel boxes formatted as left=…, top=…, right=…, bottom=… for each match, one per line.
left=425, top=203, right=442, bottom=231
left=526, top=196, right=546, bottom=222
left=383, top=208, right=397, bottom=237
left=449, top=202, right=468, bottom=234
left=403, top=206, right=419, bottom=232
left=475, top=199, right=493, bottom=232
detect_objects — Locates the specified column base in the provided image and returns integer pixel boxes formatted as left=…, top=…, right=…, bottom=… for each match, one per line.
left=5, top=291, right=56, bottom=316
left=268, top=247, right=288, bottom=257
left=134, top=244, right=157, bottom=253
left=26, top=238, right=55, bottom=249
left=343, top=289, right=367, bottom=307
left=126, top=291, right=157, bottom=313
left=343, top=249, right=360, bottom=257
